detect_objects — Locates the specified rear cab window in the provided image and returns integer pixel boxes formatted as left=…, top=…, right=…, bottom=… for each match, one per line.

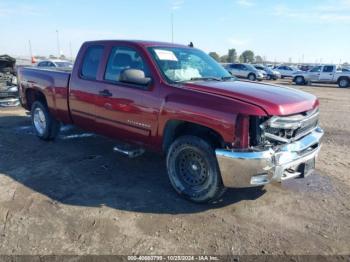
left=81, top=45, right=104, bottom=80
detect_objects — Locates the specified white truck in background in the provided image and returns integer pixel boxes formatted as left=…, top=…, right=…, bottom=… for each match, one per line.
left=293, top=65, right=350, bottom=88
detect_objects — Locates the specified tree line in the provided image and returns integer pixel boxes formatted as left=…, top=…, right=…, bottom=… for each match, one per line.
left=209, top=49, right=263, bottom=64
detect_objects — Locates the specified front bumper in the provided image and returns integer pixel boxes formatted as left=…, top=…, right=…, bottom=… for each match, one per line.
left=215, top=127, right=324, bottom=187
left=257, top=74, right=266, bottom=80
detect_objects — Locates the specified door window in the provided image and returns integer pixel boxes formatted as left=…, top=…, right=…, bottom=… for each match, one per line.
left=38, top=62, right=47, bottom=67
left=323, top=66, right=334, bottom=73
left=310, top=66, right=322, bottom=72
left=104, top=47, right=149, bottom=82
left=81, top=45, right=104, bottom=80
left=239, top=64, right=247, bottom=70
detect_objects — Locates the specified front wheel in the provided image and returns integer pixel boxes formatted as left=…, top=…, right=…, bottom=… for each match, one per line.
left=295, top=76, right=305, bottom=85
left=248, top=73, right=256, bottom=81
left=166, top=136, right=226, bottom=203
left=31, top=101, right=60, bottom=140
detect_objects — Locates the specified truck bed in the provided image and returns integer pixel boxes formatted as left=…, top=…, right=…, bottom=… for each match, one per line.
left=17, top=67, right=72, bottom=123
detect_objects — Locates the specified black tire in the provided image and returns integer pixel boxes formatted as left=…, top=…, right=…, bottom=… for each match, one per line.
left=295, top=76, right=305, bottom=85
left=31, top=101, right=60, bottom=140
left=248, top=73, right=256, bottom=81
left=166, top=135, right=226, bottom=203
left=338, top=77, right=350, bottom=88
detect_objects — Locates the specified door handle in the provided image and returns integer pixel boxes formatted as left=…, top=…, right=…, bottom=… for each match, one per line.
left=99, top=89, right=112, bottom=97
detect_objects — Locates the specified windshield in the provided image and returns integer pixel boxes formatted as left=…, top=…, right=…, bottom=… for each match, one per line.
left=264, top=67, right=273, bottom=73
left=244, top=64, right=257, bottom=71
left=148, top=47, right=232, bottom=83
left=55, top=62, right=73, bottom=68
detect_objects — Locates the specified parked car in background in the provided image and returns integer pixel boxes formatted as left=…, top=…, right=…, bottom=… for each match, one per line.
left=253, top=64, right=281, bottom=80
left=0, top=54, right=19, bottom=107
left=299, top=65, right=313, bottom=72
left=339, top=67, right=350, bottom=72
left=17, top=40, right=324, bottom=203
left=274, top=65, right=299, bottom=78
left=293, top=64, right=350, bottom=88
left=226, top=63, right=266, bottom=81
left=37, top=59, right=73, bottom=68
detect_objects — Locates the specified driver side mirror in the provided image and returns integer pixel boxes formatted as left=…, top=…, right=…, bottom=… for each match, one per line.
left=120, top=69, right=152, bottom=86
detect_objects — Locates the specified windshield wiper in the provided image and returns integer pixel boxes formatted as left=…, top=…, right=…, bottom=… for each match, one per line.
left=221, top=76, right=236, bottom=81
left=189, top=77, right=222, bottom=82
left=175, top=76, right=226, bottom=83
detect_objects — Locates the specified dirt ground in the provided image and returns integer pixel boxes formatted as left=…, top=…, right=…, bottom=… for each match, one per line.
left=0, top=79, right=349, bottom=256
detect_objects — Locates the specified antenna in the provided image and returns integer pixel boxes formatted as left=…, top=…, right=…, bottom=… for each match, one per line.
left=171, top=12, right=174, bottom=43
left=28, top=40, right=33, bottom=59
left=69, top=41, right=73, bottom=61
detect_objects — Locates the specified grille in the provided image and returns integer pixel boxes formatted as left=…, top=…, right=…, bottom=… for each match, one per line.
left=293, top=115, right=318, bottom=138
left=0, top=92, right=17, bottom=98
left=261, top=109, right=319, bottom=144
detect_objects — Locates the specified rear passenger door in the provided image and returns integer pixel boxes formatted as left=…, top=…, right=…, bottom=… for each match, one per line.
left=69, top=45, right=105, bottom=130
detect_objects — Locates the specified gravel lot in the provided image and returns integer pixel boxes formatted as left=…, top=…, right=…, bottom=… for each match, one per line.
left=0, top=79, right=349, bottom=255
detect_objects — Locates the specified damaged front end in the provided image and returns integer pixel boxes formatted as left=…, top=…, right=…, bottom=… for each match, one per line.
left=0, top=55, right=19, bottom=107
left=215, top=108, right=324, bottom=188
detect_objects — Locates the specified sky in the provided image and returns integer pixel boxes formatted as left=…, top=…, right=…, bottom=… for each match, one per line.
left=0, top=0, right=349, bottom=63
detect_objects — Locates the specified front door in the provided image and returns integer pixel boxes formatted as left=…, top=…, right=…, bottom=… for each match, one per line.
left=308, top=66, right=322, bottom=82
left=94, top=45, right=160, bottom=147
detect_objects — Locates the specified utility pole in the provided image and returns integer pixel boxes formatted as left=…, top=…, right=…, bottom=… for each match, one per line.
left=69, top=41, right=73, bottom=61
left=171, top=12, right=174, bottom=43
left=56, top=30, right=61, bottom=58
left=28, top=40, right=33, bottom=59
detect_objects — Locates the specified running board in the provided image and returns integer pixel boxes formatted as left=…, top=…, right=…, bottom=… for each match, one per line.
left=113, top=145, right=145, bottom=158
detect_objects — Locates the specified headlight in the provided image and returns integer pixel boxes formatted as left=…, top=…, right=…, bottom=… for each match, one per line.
left=12, top=76, right=17, bottom=85
left=7, top=86, right=18, bottom=92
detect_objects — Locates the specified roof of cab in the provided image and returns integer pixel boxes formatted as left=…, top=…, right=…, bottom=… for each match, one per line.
left=83, top=40, right=190, bottom=48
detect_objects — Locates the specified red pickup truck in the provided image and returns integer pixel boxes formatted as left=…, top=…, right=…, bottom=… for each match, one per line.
left=17, top=40, right=324, bottom=203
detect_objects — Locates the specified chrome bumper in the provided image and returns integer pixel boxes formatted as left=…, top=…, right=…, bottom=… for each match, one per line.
left=215, top=127, right=324, bottom=188
left=0, top=97, right=20, bottom=107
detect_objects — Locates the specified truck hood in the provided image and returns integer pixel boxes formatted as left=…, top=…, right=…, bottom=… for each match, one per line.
left=183, top=80, right=318, bottom=116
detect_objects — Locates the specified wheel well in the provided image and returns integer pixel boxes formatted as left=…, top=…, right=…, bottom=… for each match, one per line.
left=294, top=75, right=305, bottom=82
left=25, top=89, right=47, bottom=110
left=338, top=76, right=349, bottom=83
left=163, top=120, right=225, bottom=153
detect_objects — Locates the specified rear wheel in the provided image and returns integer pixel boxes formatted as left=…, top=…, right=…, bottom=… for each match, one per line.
left=248, top=73, right=256, bottom=81
left=338, top=77, right=349, bottom=88
left=166, top=136, right=225, bottom=203
left=31, top=101, right=60, bottom=140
